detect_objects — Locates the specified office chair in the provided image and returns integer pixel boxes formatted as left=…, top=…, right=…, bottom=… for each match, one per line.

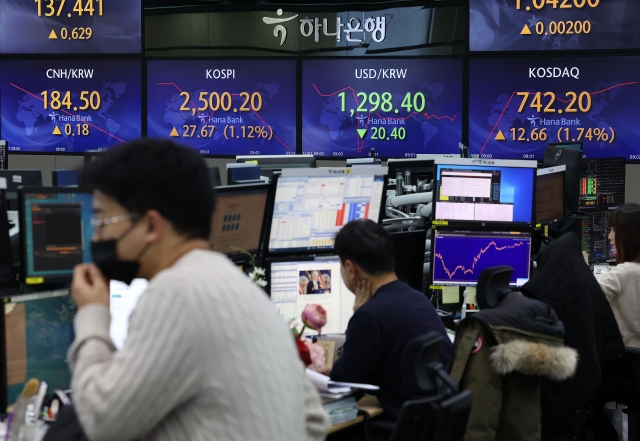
left=368, top=332, right=471, bottom=441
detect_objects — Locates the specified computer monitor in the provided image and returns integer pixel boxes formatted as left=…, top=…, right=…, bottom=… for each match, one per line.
left=390, top=230, right=427, bottom=292
left=226, top=163, right=262, bottom=186
left=387, top=159, right=435, bottom=189
left=110, top=279, right=149, bottom=350
left=236, top=155, right=317, bottom=179
left=579, top=158, right=626, bottom=209
left=548, top=142, right=583, bottom=151
left=210, top=183, right=270, bottom=258
left=83, top=150, right=104, bottom=165
left=415, top=154, right=458, bottom=160
left=581, top=211, right=616, bottom=263
left=536, top=165, right=565, bottom=224
left=431, top=229, right=532, bottom=287
left=0, top=179, right=13, bottom=282
left=207, top=166, right=221, bottom=188
left=346, top=158, right=381, bottom=167
left=0, top=171, right=43, bottom=210
left=433, top=158, right=536, bottom=227
left=267, top=256, right=354, bottom=335
left=542, top=146, right=582, bottom=214
left=19, top=188, right=93, bottom=284
left=0, top=141, right=7, bottom=170
left=3, top=293, right=76, bottom=410
left=266, top=167, right=387, bottom=254
left=52, top=170, right=79, bottom=187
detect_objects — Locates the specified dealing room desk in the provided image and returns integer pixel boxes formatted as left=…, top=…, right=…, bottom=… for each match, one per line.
left=327, top=396, right=384, bottom=435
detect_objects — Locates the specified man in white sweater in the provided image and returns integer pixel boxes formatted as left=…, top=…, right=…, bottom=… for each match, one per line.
left=68, top=139, right=328, bottom=441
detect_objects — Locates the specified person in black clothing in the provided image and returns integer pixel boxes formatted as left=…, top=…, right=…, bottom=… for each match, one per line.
left=329, top=219, right=453, bottom=421
left=306, top=271, right=324, bottom=294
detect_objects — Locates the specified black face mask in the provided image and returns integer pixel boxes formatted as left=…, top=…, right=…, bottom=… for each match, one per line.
left=91, top=220, right=149, bottom=285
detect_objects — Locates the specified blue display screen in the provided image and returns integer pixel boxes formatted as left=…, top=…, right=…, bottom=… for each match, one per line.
left=435, top=164, right=534, bottom=224
left=147, top=59, right=297, bottom=156
left=469, top=56, right=640, bottom=160
left=432, top=230, right=532, bottom=286
left=301, top=58, right=463, bottom=158
left=23, top=191, right=93, bottom=279
left=6, top=295, right=75, bottom=405
left=0, top=59, right=142, bottom=153
left=470, top=0, right=640, bottom=52
left=0, top=0, right=141, bottom=54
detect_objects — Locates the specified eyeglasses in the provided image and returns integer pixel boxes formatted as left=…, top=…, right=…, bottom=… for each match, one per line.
left=90, top=213, right=140, bottom=229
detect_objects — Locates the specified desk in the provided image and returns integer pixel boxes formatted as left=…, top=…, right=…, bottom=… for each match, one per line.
left=327, top=396, right=383, bottom=435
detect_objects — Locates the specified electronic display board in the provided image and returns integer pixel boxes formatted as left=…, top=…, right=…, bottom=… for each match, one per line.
left=0, top=0, right=141, bottom=54
left=301, top=58, right=462, bottom=158
left=469, top=56, right=640, bottom=160
left=147, top=59, right=297, bottom=156
left=470, top=0, right=640, bottom=52
left=0, top=59, right=142, bottom=153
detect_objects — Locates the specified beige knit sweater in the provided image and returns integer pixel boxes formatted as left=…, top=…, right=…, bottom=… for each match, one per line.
left=68, top=249, right=328, bottom=441
left=598, top=261, right=640, bottom=349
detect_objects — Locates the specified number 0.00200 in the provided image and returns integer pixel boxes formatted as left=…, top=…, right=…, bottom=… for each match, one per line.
left=535, top=20, right=591, bottom=35
left=371, top=127, right=406, bottom=140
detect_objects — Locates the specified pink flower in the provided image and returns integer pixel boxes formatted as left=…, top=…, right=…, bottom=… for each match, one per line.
left=301, top=304, right=327, bottom=333
left=304, top=338, right=327, bottom=371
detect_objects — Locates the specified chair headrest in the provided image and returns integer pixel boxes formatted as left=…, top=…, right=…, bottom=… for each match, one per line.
left=477, top=266, right=514, bottom=310
left=403, top=332, right=442, bottom=392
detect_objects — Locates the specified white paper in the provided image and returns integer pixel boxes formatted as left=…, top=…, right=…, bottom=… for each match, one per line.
left=305, top=369, right=379, bottom=393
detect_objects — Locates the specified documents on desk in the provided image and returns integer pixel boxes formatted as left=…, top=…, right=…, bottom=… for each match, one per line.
left=323, top=396, right=359, bottom=426
left=306, top=369, right=379, bottom=397
left=593, top=264, right=615, bottom=282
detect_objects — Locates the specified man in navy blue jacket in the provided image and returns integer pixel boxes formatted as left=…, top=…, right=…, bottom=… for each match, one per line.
left=330, top=219, right=452, bottom=421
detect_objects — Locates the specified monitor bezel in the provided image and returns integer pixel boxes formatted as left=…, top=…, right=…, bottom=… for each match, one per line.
left=430, top=227, right=533, bottom=288
left=263, top=167, right=388, bottom=256
left=18, top=186, right=93, bottom=285
left=535, top=165, right=566, bottom=224
left=432, top=158, right=537, bottom=229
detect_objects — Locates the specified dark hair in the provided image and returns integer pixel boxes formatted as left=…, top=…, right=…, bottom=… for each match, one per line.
left=608, top=204, right=640, bottom=264
left=79, top=138, right=215, bottom=240
left=334, top=219, right=395, bottom=275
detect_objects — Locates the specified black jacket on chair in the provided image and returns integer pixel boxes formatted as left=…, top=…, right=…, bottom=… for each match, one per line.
left=522, top=232, right=625, bottom=439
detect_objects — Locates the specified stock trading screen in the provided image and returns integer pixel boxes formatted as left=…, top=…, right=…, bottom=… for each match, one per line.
left=432, top=230, right=532, bottom=287
left=469, top=56, right=640, bottom=160
left=581, top=211, right=614, bottom=262
left=301, top=58, right=463, bottom=158
left=470, top=0, right=640, bottom=52
left=0, top=59, right=142, bottom=153
left=22, top=191, right=93, bottom=281
left=0, top=0, right=141, bottom=54
left=147, top=59, right=297, bottom=156
left=579, top=157, right=626, bottom=208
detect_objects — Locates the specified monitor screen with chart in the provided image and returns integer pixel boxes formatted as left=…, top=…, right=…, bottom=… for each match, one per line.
left=431, top=229, right=532, bottom=287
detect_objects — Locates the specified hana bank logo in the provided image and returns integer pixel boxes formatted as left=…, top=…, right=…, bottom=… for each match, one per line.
left=262, top=9, right=299, bottom=46
left=262, top=9, right=387, bottom=46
